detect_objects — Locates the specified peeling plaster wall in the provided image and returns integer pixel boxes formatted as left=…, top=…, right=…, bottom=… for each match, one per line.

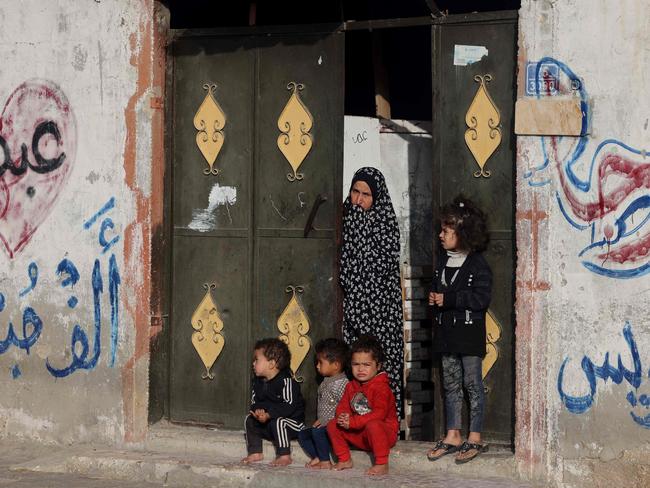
left=517, top=1, right=650, bottom=486
left=0, top=0, right=165, bottom=445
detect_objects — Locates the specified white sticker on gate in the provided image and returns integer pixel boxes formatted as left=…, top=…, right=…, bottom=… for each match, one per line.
left=453, top=45, right=488, bottom=66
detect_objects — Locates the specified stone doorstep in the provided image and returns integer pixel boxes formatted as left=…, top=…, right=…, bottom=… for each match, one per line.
left=9, top=423, right=529, bottom=488
left=11, top=450, right=530, bottom=488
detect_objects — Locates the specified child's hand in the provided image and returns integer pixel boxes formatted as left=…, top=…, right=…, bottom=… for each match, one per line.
left=250, top=409, right=270, bottom=423
left=336, top=413, right=350, bottom=429
left=312, top=420, right=321, bottom=428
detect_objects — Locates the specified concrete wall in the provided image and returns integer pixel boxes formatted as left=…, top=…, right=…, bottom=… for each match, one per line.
left=343, top=116, right=433, bottom=267
left=516, top=1, right=650, bottom=486
left=0, top=0, right=166, bottom=444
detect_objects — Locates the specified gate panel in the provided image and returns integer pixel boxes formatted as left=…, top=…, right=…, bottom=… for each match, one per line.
left=432, top=13, right=517, bottom=445
left=253, top=33, right=344, bottom=421
left=169, top=38, right=254, bottom=426
left=168, top=31, right=343, bottom=427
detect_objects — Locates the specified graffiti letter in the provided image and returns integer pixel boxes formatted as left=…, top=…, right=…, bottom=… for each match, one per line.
left=99, top=218, right=120, bottom=254
left=108, top=254, right=120, bottom=367
left=29, top=121, right=66, bottom=174
left=18, top=262, right=38, bottom=297
left=46, top=259, right=102, bottom=377
left=558, top=356, right=596, bottom=414
left=56, top=258, right=80, bottom=308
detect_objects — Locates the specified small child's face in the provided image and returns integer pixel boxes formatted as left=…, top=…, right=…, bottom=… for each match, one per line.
left=316, top=353, right=341, bottom=377
left=351, top=351, right=379, bottom=384
left=252, top=348, right=277, bottom=379
left=439, top=225, right=459, bottom=251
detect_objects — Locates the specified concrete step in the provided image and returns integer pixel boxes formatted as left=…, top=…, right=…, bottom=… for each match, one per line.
left=10, top=422, right=532, bottom=488
left=143, top=421, right=519, bottom=479
left=12, top=448, right=531, bottom=488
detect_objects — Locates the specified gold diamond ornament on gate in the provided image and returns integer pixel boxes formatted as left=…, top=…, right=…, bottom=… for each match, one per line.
left=191, top=283, right=225, bottom=380
left=277, top=286, right=311, bottom=382
left=464, top=74, right=502, bottom=178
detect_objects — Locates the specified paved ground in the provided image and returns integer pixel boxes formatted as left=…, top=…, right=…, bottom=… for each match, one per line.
left=0, top=440, right=161, bottom=487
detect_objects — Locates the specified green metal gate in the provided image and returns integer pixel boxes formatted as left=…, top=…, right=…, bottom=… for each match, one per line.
left=168, top=29, right=344, bottom=428
left=431, top=11, right=518, bottom=446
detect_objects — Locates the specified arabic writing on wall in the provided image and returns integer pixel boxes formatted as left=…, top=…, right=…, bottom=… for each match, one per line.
left=557, top=322, right=650, bottom=429
left=0, top=197, right=121, bottom=378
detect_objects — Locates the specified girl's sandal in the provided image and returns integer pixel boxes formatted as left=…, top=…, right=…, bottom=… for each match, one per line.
left=426, top=440, right=461, bottom=461
left=454, top=442, right=488, bottom=464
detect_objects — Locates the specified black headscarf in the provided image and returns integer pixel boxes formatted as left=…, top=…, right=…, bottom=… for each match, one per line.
left=340, top=167, right=404, bottom=416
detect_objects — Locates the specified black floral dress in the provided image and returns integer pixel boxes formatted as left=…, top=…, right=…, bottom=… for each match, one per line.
left=340, top=167, right=404, bottom=417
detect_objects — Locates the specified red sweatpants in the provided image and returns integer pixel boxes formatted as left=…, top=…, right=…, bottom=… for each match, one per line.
left=327, top=419, right=397, bottom=465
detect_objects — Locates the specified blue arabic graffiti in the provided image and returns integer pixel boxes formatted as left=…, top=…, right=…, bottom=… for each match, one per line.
left=0, top=307, right=43, bottom=355
left=18, top=262, right=38, bottom=297
left=557, top=322, right=649, bottom=428
left=108, top=254, right=120, bottom=367
left=56, top=258, right=80, bottom=309
left=83, top=197, right=115, bottom=229
left=0, top=197, right=122, bottom=379
left=46, top=259, right=102, bottom=377
left=11, top=364, right=21, bottom=379
left=525, top=58, right=650, bottom=279
left=99, top=218, right=120, bottom=254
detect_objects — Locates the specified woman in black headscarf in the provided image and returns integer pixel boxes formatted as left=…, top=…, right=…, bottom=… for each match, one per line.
left=340, top=167, right=404, bottom=417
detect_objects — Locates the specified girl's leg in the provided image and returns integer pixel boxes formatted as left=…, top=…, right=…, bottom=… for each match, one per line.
left=442, top=354, right=463, bottom=442
left=461, top=355, right=486, bottom=443
left=427, top=355, right=463, bottom=459
left=363, top=420, right=397, bottom=466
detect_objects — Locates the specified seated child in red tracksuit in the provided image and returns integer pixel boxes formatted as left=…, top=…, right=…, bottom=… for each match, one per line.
left=327, top=335, right=399, bottom=475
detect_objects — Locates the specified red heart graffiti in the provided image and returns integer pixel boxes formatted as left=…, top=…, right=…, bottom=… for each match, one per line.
left=0, top=80, right=76, bottom=259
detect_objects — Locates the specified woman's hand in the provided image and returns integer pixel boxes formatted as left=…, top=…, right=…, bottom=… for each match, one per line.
left=429, top=292, right=444, bottom=307
left=312, top=419, right=321, bottom=428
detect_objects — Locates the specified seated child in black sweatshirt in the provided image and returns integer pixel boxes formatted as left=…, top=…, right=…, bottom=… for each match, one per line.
left=241, top=338, right=305, bottom=466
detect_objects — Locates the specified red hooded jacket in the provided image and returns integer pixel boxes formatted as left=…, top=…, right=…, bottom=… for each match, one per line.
left=335, top=372, right=398, bottom=433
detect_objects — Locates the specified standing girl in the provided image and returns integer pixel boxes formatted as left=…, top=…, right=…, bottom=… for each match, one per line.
left=339, top=167, right=404, bottom=417
left=426, top=196, right=492, bottom=464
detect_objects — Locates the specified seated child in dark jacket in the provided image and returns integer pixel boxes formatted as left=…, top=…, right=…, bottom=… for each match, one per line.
left=327, top=335, right=399, bottom=476
left=242, top=338, right=305, bottom=466
left=298, top=338, right=349, bottom=469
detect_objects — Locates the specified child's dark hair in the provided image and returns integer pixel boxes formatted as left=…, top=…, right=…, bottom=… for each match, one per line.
left=254, top=338, right=291, bottom=371
left=440, top=195, right=489, bottom=252
left=315, top=338, right=349, bottom=367
left=350, top=335, right=384, bottom=365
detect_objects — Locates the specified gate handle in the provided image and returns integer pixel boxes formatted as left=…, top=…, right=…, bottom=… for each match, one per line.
left=303, top=194, right=327, bottom=238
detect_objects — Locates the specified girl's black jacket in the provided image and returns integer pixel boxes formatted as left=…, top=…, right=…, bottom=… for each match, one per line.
left=250, top=368, right=305, bottom=422
left=431, top=252, right=493, bottom=358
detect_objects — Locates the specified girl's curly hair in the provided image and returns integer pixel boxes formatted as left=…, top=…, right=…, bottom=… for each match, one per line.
left=440, top=195, right=489, bottom=253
